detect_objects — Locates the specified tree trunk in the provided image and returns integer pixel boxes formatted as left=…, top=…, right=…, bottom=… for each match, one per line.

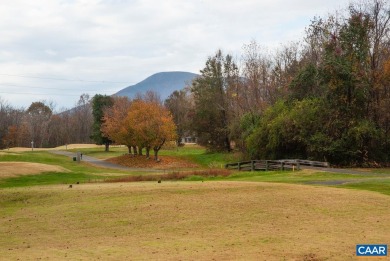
left=132, top=146, right=138, bottom=156
left=139, top=146, right=143, bottom=156
left=146, top=146, right=150, bottom=159
left=105, top=142, right=110, bottom=152
left=127, top=145, right=132, bottom=154
left=153, top=139, right=166, bottom=161
left=153, top=148, right=159, bottom=161
left=225, top=136, right=232, bottom=152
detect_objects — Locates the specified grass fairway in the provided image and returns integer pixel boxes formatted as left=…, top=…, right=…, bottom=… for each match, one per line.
left=1, top=181, right=390, bottom=260
left=0, top=151, right=139, bottom=188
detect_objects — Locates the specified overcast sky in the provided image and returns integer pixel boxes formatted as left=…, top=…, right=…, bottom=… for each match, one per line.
left=0, top=0, right=351, bottom=109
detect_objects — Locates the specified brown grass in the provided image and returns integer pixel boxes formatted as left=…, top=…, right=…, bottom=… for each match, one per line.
left=106, top=169, right=231, bottom=182
left=0, top=162, right=70, bottom=178
left=0, top=152, right=19, bottom=156
left=54, top=144, right=104, bottom=150
left=0, top=181, right=389, bottom=260
left=3, top=147, right=49, bottom=152
left=2, top=144, right=102, bottom=152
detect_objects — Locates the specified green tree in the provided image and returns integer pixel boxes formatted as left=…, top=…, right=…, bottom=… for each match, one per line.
left=164, top=88, right=192, bottom=145
left=91, top=94, right=113, bottom=152
left=248, top=1, right=390, bottom=165
left=247, top=99, right=326, bottom=161
left=191, top=50, right=238, bottom=152
left=26, top=101, right=53, bottom=148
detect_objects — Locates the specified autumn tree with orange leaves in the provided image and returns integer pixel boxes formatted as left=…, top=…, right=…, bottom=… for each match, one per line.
left=102, top=97, right=177, bottom=161
left=101, top=96, right=134, bottom=153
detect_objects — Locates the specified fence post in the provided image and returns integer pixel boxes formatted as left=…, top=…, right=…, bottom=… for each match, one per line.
left=281, top=161, right=284, bottom=171
left=238, top=162, right=241, bottom=171
left=265, top=161, right=269, bottom=171
left=251, top=160, right=255, bottom=171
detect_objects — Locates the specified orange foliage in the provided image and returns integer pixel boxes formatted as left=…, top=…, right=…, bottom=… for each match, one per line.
left=101, top=97, right=132, bottom=145
left=383, top=58, right=390, bottom=80
left=126, top=100, right=177, bottom=150
left=102, top=97, right=177, bottom=159
left=2, top=125, right=18, bottom=148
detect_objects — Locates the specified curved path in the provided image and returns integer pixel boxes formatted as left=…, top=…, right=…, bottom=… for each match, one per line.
left=301, top=166, right=389, bottom=176
left=301, top=166, right=390, bottom=185
left=50, top=150, right=160, bottom=172
left=304, top=177, right=390, bottom=186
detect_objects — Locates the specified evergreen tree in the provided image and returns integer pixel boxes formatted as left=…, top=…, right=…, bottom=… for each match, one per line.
left=91, top=94, right=113, bottom=152
left=191, top=50, right=235, bottom=152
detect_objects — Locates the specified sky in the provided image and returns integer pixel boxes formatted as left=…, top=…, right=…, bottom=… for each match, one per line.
left=0, top=0, right=351, bottom=109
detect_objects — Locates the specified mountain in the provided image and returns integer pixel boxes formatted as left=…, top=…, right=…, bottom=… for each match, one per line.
left=115, top=71, right=199, bottom=100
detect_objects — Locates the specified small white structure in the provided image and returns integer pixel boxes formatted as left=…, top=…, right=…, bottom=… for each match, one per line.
left=181, top=136, right=197, bottom=144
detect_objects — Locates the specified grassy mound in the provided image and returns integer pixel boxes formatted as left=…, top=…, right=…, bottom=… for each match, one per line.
left=106, top=154, right=200, bottom=169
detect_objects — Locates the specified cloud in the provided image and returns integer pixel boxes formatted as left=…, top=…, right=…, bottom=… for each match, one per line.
left=0, top=0, right=351, bottom=108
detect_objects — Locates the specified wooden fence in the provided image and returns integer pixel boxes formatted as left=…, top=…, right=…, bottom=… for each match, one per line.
left=225, top=159, right=329, bottom=171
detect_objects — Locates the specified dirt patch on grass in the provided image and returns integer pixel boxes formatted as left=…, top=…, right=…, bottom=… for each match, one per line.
left=106, top=154, right=200, bottom=169
left=0, top=162, right=70, bottom=178
left=0, top=182, right=389, bottom=260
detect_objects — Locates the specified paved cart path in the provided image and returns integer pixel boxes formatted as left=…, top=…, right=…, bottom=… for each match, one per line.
left=301, top=166, right=390, bottom=185
left=304, top=177, right=390, bottom=186
left=301, top=166, right=389, bottom=176
left=50, top=150, right=160, bottom=172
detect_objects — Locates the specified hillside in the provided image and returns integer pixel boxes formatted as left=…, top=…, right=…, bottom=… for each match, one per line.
left=115, top=71, right=198, bottom=100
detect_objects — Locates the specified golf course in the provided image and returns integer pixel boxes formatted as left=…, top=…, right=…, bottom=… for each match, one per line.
left=1, top=144, right=390, bottom=260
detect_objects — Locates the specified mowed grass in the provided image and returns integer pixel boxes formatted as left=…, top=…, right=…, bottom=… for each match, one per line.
left=235, top=171, right=390, bottom=197
left=1, top=146, right=390, bottom=260
left=72, top=144, right=242, bottom=168
left=339, top=179, right=390, bottom=196
left=0, top=151, right=142, bottom=188
left=0, top=144, right=240, bottom=188
left=184, top=169, right=390, bottom=196
left=72, top=145, right=390, bottom=197
left=1, top=148, right=390, bottom=197
left=1, top=181, right=389, bottom=260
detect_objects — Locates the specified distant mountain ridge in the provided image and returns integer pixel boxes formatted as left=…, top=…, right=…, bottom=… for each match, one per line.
left=115, top=71, right=198, bottom=100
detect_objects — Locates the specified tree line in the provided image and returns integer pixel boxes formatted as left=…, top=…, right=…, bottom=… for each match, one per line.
left=165, top=0, right=390, bottom=166
left=0, top=94, right=93, bottom=149
left=0, top=91, right=176, bottom=162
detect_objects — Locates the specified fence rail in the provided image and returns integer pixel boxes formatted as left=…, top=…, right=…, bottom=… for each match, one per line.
left=225, top=159, right=329, bottom=171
